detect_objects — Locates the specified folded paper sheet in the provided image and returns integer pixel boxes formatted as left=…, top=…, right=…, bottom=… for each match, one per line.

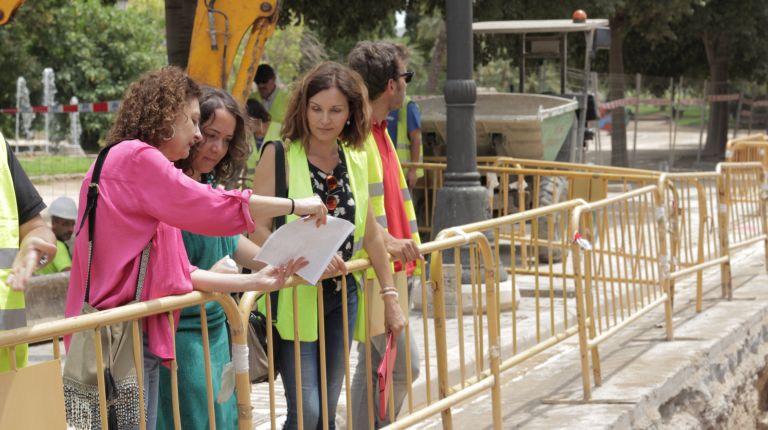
left=255, top=216, right=355, bottom=285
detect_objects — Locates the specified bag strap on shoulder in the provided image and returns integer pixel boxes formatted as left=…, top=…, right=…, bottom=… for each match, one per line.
left=260, top=140, right=288, bottom=228
left=252, top=140, right=287, bottom=318
left=78, top=143, right=150, bottom=304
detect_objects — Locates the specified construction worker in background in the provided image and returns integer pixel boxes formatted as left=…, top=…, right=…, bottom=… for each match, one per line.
left=1, top=132, right=57, bottom=372
left=348, top=41, right=422, bottom=430
left=246, top=99, right=281, bottom=153
left=251, top=64, right=289, bottom=126
left=36, top=196, right=76, bottom=275
left=387, top=95, right=423, bottom=188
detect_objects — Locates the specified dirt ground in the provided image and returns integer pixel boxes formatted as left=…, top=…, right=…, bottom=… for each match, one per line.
left=588, top=119, right=730, bottom=171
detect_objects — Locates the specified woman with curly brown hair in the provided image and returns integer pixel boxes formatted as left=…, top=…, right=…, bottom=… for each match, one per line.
left=64, top=67, right=327, bottom=430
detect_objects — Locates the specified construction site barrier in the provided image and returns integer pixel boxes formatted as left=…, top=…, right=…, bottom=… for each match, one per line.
left=239, top=231, right=502, bottom=430
left=570, top=185, right=673, bottom=400
left=5, top=157, right=768, bottom=425
left=717, top=162, right=768, bottom=297
left=659, top=171, right=725, bottom=311
left=404, top=159, right=660, bottom=238
left=432, top=200, right=585, bottom=380
left=725, top=133, right=768, bottom=165
left=0, top=292, right=253, bottom=430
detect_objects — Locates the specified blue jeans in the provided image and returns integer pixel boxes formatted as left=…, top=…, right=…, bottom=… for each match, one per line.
left=276, top=274, right=358, bottom=430
left=132, top=336, right=161, bottom=430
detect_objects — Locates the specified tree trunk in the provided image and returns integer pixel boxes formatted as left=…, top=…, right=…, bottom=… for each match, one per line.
left=703, top=33, right=730, bottom=156
left=703, top=63, right=730, bottom=156
left=164, top=0, right=196, bottom=68
left=426, top=24, right=447, bottom=94
left=609, top=15, right=628, bottom=167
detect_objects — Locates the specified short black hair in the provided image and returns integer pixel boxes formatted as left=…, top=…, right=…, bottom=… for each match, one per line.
left=255, top=64, right=276, bottom=84
left=246, top=99, right=271, bottom=122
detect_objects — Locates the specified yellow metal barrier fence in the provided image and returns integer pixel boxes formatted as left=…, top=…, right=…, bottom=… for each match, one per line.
left=5, top=158, right=768, bottom=427
left=570, top=185, right=673, bottom=400
left=725, top=134, right=768, bottom=165
left=718, top=162, right=768, bottom=293
left=433, top=201, right=585, bottom=378
left=0, top=292, right=253, bottom=430
left=659, top=172, right=726, bottom=311
left=239, top=233, right=502, bottom=430
left=404, top=160, right=660, bottom=238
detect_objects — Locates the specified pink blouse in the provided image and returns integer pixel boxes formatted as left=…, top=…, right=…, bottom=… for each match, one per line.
left=65, top=140, right=255, bottom=360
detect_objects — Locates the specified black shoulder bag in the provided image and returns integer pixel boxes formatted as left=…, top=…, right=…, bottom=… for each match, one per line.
left=246, top=140, right=287, bottom=383
left=63, top=144, right=152, bottom=429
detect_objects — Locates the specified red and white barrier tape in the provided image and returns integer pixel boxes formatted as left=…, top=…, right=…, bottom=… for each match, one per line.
left=707, top=94, right=740, bottom=102
left=0, top=100, right=121, bottom=114
left=600, top=93, right=741, bottom=111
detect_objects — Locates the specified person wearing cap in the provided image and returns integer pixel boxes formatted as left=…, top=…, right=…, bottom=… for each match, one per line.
left=36, top=196, right=77, bottom=275
left=250, top=64, right=289, bottom=125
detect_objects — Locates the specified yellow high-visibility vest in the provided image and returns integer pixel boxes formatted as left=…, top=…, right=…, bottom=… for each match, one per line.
left=0, top=133, right=27, bottom=372
left=259, top=141, right=369, bottom=342
left=253, top=87, right=289, bottom=125
left=363, top=129, right=421, bottom=275
left=393, top=96, right=423, bottom=178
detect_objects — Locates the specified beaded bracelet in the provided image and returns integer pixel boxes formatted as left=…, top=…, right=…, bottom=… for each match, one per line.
left=381, top=291, right=399, bottom=298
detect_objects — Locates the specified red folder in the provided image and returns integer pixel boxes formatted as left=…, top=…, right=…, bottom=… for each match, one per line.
left=377, top=333, right=398, bottom=421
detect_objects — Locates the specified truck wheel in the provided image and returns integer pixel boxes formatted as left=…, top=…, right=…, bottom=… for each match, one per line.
left=536, top=176, right=568, bottom=263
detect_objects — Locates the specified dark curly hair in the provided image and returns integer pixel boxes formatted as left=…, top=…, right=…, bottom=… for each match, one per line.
left=175, top=86, right=251, bottom=186
left=347, top=41, right=404, bottom=101
left=106, top=66, right=200, bottom=147
left=282, top=61, right=370, bottom=150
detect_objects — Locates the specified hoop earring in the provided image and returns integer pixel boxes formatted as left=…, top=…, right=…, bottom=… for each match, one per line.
left=163, top=125, right=176, bottom=141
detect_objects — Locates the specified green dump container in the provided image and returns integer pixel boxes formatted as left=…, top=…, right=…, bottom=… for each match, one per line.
left=418, top=92, right=578, bottom=160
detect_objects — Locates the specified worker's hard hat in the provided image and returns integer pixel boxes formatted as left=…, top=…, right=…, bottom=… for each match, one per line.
left=48, top=196, right=77, bottom=220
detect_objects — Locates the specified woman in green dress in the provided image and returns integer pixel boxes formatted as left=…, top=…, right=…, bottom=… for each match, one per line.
left=157, top=86, right=261, bottom=429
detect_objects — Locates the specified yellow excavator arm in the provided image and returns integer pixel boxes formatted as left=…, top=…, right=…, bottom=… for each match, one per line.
left=0, top=0, right=278, bottom=104
left=186, top=0, right=279, bottom=104
left=0, top=0, right=24, bottom=25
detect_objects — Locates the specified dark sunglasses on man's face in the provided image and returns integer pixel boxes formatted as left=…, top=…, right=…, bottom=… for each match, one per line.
left=398, top=71, right=414, bottom=84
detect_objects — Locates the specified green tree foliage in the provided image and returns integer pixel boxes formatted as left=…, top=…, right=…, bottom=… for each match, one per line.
left=271, top=3, right=437, bottom=97
left=577, top=0, right=693, bottom=166
left=0, top=0, right=165, bottom=151
left=279, top=0, right=404, bottom=53
left=680, top=0, right=768, bottom=154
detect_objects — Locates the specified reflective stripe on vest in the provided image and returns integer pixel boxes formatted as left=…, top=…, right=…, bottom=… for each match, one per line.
left=263, top=141, right=369, bottom=342
left=393, top=97, right=423, bottom=178
left=0, top=248, right=18, bottom=269
left=363, top=131, right=421, bottom=277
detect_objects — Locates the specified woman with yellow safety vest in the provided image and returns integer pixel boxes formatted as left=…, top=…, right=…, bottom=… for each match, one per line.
left=252, top=61, right=405, bottom=430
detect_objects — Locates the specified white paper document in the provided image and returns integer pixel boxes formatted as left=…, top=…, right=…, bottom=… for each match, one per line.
left=255, top=216, right=355, bottom=285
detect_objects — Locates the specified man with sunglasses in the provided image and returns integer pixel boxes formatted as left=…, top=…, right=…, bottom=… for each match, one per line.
left=348, top=41, right=423, bottom=430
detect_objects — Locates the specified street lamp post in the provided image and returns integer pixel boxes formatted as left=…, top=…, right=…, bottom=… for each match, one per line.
left=432, top=0, right=488, bottom=237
